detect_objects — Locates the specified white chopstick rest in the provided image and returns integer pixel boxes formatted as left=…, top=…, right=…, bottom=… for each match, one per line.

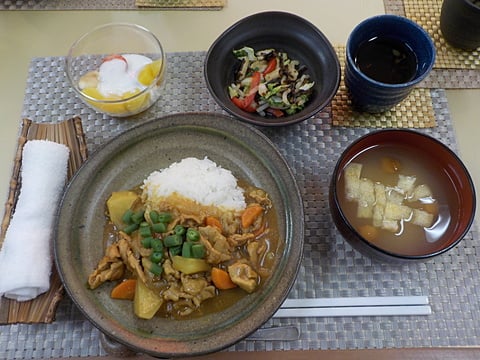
left=0, top=140, right=69, bottom=302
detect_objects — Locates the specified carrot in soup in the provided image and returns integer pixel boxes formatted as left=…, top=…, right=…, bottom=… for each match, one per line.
left=111, top=279, right=137, bottom=300
left=211, top=267, right=237, bottom=290
left=205, top=216, right=222, bottom=232
left=241, top=205, right=263, bottom=228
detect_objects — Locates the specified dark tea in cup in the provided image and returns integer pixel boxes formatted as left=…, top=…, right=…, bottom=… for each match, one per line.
left=354, top=36, right=418, bottom=85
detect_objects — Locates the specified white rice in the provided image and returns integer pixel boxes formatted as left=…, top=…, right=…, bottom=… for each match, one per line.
left=142, top=157, right=246, bottom=211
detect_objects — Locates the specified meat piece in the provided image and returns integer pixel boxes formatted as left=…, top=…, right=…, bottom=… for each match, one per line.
left=246, top=241, right=266, bottom=267
left=175, top=299, right=195, bottom=317
left=168, top=213, right=203, bottom=231
left=163, top=282, right=186, bottom=302
left=219, top=212, right=241, bottom=236
left=247, top=241, right=260, bottom=265
left=193, top=285, right=216, bottom=307
left=181, top=274, right=209, bottom=296
left=87, top=243, right=125, bottom=289
left=228, top=233, right=255, bottom=247
left=163, top=258, right=181, bottom=281
left=199, top=226, right=232, bottom=264
left=88, top=232, right=146, bottom=289
left=247, top=241, right=271, bottom=278
left=228, top=262, right=258, bottom=293
left=181, top=274, right=216, bottom=307
left=118, top=237, right=146, bottom=284
left=247, top=188, right=272, bottom=208
left=162, top=274, right=215, bottom=316
left=88, top=260, right=124, bottom=289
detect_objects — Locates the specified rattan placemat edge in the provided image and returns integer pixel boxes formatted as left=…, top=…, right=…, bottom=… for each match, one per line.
left=0, top=0, right=224, bottom=10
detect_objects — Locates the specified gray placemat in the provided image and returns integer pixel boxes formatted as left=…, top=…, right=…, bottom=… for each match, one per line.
left=1, top=52, right=479, bottom=359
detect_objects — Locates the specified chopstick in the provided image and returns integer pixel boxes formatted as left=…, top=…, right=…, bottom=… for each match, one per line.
left=274, top=296, right=431, bottom=318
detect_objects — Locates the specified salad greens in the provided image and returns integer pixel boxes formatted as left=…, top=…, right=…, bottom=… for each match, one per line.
left=228, top=46, right=315, bottom=117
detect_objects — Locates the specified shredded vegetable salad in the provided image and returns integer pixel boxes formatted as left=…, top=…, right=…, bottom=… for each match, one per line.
left=228, top=47, right=315, bottom=118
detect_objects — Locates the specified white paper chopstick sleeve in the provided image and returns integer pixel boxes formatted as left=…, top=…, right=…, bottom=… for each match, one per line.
left=0, top=140, right=70, bottom=302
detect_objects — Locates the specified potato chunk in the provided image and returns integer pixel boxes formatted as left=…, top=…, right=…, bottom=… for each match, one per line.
left=106, top=191, right=140, bottom=228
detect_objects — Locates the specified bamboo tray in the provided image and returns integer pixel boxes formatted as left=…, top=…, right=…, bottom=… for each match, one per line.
left=0, top=117, right=88, bottom=324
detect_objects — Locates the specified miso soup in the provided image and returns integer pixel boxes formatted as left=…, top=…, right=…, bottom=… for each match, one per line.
left=338, top=144, right=457, bottom=256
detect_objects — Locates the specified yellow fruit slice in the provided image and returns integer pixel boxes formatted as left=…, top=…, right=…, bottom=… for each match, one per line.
left=81, top=87, right=126, bottom=115
left=122, top=90, right=150, bottom=114
left=81, top=84, right=152, bottom=115
left=137, top=60, right=163, bottom=86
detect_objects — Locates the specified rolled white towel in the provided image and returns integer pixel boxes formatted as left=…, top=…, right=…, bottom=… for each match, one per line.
left=0, top=140, right=70, bottom=301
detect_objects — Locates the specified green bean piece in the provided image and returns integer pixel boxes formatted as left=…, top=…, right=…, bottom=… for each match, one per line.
left=121, top=209, right=134, bottom=225
left=157, top=212, right=173, bottom=223
left=151, top=222, right=167, bottom=233
left=151, top=238, right=164, bottom=252
left=169, top=245, right=182, bottom=257
left=191, top=243, right=206, bottom=259
left=149, top=210, right=160, bottom=224
left=131, top=210, right=146, bottom=224
left=174, top=225, right=186, bottom=236
left=150, top=251, right=163, bottom=263
left=149, top=262, right=163, bottom=276
left=182, top=242, right=193, bottom=258
left=141, top=237, right=153, bottom=248
left=123, top=223, right=139, bottom=235
left=164, top=234, right=183, bottom=247
left=139, top=224, right=152, bottom=238
left=186, top=228, right=200, bottom=242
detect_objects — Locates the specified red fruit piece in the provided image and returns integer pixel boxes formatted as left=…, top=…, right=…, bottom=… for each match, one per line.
left=102, top=54, right=128, bottom=69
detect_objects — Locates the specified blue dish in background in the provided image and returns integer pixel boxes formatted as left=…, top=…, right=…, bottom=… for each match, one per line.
left=344, top=15, right=436, bottom=113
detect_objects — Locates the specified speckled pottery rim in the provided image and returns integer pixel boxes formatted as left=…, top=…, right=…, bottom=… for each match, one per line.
left=54, top=112, right=304, bottom=358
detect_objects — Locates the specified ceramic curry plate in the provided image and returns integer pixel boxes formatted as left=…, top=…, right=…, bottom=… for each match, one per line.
left=54, top=112, right=304, bottom=358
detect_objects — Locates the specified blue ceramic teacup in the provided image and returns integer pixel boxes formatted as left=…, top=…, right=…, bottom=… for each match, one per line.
left=345, top=15, right=436, bottom=113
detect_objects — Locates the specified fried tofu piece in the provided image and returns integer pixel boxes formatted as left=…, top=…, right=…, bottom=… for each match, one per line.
left=412, top=209, right=435, bottom=228
left=344, top=163, right=363, bottom=201
left=359, top=178, right=375, bottom=206
left=386, top=188, right=405, bottom=205
left=397, top=175, right=417, bottom=196
left=384, top=202, right=413, bottom=221
left=410, top=184, right=433, bottom=202
left=373, top=183, right=386, bottom=227
left=343, top=163, right=436, bottom=233
left=357, top=203, right=374, bottom=218
left=356, top=178, right=375, bottom=218
left=381, top=219, right=399, bottom=233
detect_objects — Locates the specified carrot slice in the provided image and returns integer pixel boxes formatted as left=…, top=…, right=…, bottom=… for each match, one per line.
left=211, top=267, right=237, bottom=290
left=241, top=205, right=264, bottom=228
left=111, top=279, right=137, bottom=300
left=205, top=216, right=222, bottom=232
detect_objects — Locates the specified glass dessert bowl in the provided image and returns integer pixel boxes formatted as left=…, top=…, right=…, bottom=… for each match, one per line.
left=66, top=23, right=166, bottom=118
